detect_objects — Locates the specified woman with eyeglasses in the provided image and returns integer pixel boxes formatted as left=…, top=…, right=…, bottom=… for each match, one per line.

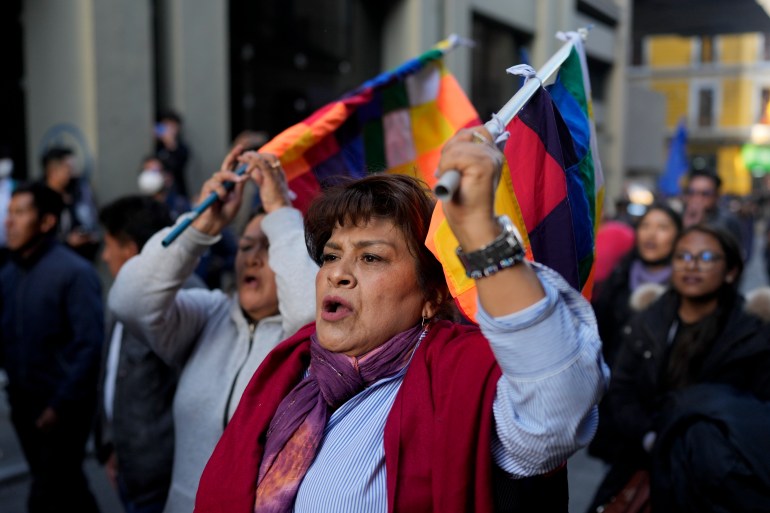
left=588, top=223, right=770, bottom=512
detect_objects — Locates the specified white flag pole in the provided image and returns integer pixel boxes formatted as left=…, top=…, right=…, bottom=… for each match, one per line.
left=434, top=28, right=589, bottom=202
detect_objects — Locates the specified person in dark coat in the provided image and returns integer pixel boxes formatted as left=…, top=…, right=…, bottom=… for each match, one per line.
left=588, top=223, right=770, bottom=512
left=592, top=204, right=681, bottom=368
left=651, top=383, right=770, bottom=512
left=95, top=196, right=205, bottom=513
left=0, top=182, right=103, bottom=513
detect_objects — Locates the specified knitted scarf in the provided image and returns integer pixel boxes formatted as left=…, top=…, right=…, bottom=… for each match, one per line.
left=253, top=325, right=423, bottom=513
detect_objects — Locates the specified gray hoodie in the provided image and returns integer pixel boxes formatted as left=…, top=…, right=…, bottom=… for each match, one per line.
left=109, top=207, right=318, bottom=513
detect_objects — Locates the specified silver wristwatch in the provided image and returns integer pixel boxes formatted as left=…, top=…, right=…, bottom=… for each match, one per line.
left=455, top=215, right=526, bottom=279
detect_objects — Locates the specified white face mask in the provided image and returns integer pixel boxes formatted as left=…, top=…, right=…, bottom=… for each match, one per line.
left=138, top=169, right=165, bottom=195
left=0, top=158, right=13, bottom=178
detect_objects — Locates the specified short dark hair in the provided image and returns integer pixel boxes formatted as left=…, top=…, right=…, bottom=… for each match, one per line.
left=41, top=146, right=74, bottom=171
left=305, top=174, right=451, bottom=317
left=158, top=110, right=182, bottom=125
left=12, top=182, right=64, bottom=224
left=99, top=195, right=172, bottom=250
left=687, top=168, right=722, bottom=190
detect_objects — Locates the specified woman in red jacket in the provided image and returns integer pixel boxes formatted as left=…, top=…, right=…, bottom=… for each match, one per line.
left=194, top=128, right=608, bottom=513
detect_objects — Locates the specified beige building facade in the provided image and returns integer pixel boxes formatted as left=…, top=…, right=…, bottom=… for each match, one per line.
left=14, top=0, right=626, bottom=206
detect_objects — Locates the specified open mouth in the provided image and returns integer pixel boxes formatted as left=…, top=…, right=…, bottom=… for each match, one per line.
left=243, top=276, right=260, bottom=288
left=321, top=297, right=353, bottom=321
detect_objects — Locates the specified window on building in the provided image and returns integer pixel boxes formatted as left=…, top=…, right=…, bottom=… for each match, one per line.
left=759, top=87, right=770, bottom=122
left=227, top=0, right=389, bottom=138
left=696, top=86, right=715, bottom=127
left=586, top=56, right=610, bottom=102
left=762, top=34, right=770, bottom=61
left=471, top=14, right=532, bottom=121
left=699, top=36, right=716, bottom=63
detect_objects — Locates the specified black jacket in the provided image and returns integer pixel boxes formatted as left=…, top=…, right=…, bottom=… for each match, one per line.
left=651, top=384, right=770, bottom=512
left=588, top=290, right=770, bottom=512
left=95, top=274, right=205, bottom=506
left=592, top=254, right=634, bottom=368
left=608, top=290, right=770, bottom=448
left=0, top=239, right=103, bottom=415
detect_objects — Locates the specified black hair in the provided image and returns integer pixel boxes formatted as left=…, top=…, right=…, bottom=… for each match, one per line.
left=41, top=146, right=74, bottom=171
left=99, top=195, right=173, bottom=250
left=12, top=182, right=64, bottom=224
left=686, top=168, right=722, bottom=190
left=157, top=110, right=183, bottom=125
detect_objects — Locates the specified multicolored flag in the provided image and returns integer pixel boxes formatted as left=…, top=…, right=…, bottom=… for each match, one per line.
left=427, top=33, right=604, bottom=321
left=260, top=38, right=480, bottom=213
left=546, top=33, right=604, bottom=298
left=427, top=87, right=581, bottom=319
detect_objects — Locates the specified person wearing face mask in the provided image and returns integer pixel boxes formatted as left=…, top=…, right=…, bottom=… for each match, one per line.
left=108, top=147, right=318, bottom=513
left=588, top=224, right=770, bottom=512
left=137, top=156, right=191, bottom=221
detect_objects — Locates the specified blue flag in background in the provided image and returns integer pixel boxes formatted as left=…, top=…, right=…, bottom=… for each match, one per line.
left=658, top=120, right=688, bottom=196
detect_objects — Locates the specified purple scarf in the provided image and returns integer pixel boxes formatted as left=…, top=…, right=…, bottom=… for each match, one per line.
left=253, top=324, right=424, bottom=512
left=629, top=258, right=672, bottom=292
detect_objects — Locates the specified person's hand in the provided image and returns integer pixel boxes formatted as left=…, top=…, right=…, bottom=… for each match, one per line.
left=238, top=152, right=291, bottom=213
left=105, top=452, right=119, bottom=488
left=35, top=407, right=59, bottom=433
left=437, top=128, right=545, bottom=314
left=436, top=128, right=504, bottom=251
left=191, top=145, right=250, bottom=236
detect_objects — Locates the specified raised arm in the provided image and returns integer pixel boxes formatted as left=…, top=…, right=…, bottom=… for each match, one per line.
left=436, top=128, right=545, bottom=315
left=436, top=128, right=609, bottom=476
left=235, top=151, right=318, bottom=336
left=109, top=145, right=252, bottom=365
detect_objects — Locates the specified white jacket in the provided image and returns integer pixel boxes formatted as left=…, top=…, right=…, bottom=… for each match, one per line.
left=109, top=207, right=318, bottom=513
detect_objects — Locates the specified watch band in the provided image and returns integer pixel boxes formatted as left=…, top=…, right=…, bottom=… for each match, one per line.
left=455, top=215, right=526, bottom=279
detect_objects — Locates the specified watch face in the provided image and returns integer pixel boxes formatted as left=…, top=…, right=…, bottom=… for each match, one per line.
left=456, top=215, right=526, bottom=278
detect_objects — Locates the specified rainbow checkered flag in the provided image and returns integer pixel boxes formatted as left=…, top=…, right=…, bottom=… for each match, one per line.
left=260, top=38, right=480, bottom=213
left=427, top=32, right=605, bottom=321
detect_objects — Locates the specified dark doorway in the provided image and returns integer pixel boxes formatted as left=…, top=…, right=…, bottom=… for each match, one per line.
left=0, top=0, right=28, bottom=179
left=471, top=13, right=532, bottom=122
left=229, top=0, right=391, bottom=142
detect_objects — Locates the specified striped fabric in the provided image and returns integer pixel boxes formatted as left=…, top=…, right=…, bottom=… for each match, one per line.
left=427, top=87, right=581, bottom=320
left=427, top=39, right=605, bottom=320
left=547, top=35, right=605, bottom=299
left=260, top=40, right=479, bottom=213
left=292, top=264, right=605, bottom=512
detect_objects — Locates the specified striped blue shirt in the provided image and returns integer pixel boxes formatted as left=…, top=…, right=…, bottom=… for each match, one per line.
left=293, top=263, right=609, bottom=513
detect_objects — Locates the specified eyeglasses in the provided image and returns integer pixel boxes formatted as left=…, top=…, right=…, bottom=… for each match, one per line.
left=672, top=250, right=725, bottom=270
left=683, top=188, right=716, bottom=198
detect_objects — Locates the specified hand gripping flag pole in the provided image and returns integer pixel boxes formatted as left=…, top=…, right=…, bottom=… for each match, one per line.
left=433, top=28, right=590, bottom=202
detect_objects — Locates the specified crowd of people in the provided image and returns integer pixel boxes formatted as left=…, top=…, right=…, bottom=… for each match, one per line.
left=587, top=169, right=770, bottom=512
left=0, top=109, right=769, bottom=513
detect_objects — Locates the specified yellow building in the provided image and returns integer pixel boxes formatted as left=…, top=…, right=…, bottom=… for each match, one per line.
left=632, top=32, right=770, bottom=195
